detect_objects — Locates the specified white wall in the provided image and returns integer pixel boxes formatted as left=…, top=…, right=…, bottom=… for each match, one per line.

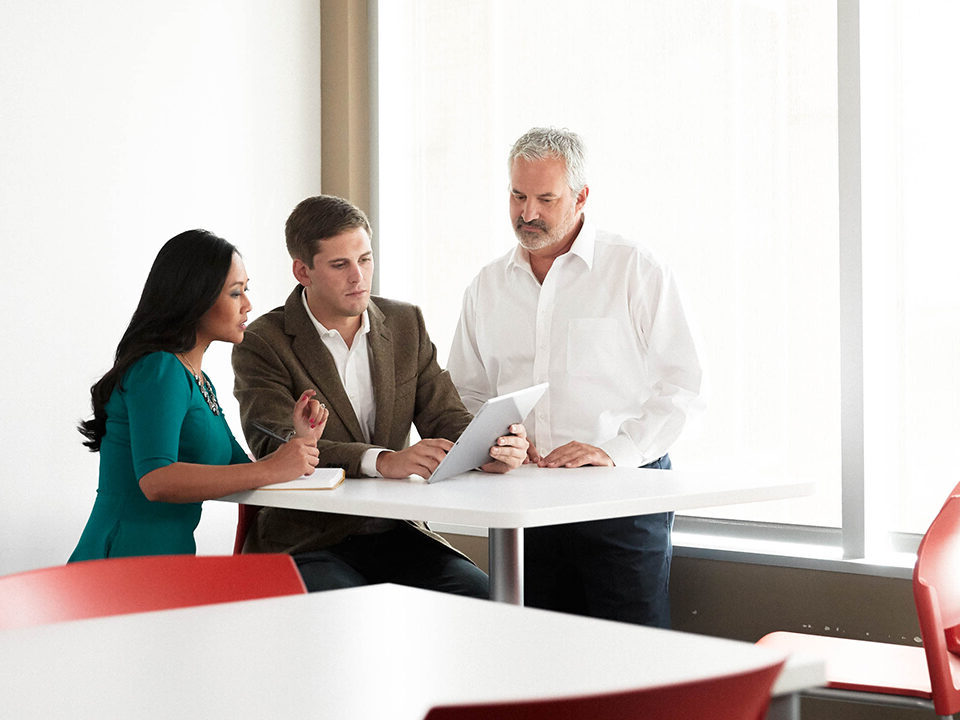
left=0, top=1, right=323, bottom=575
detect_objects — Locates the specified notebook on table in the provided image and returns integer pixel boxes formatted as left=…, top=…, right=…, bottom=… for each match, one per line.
left=256, top=468, right=345, bottom=491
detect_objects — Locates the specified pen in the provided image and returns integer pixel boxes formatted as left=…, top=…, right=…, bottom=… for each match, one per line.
left=251, top=421, right=291, bottom=444
left=252, top=403, right=325, bottom=443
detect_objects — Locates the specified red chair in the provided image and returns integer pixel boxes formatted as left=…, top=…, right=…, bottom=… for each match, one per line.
left=0, top=553, right=306, bottom=631
left=758, top=483, right=960, bottom=718
left=233, top=503, right=262, bottom=554
left=423, top=658, right=785, bottom=720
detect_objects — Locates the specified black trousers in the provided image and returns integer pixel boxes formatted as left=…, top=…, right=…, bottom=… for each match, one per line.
left=524, top=454, right=674, bottom=627
left=293, top=523, right=489, bottom=599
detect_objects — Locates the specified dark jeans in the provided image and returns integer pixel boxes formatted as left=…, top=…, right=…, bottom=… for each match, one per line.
left=524, top=454, right=674, bottom=627
left=293, top=524, right=489, bottom=599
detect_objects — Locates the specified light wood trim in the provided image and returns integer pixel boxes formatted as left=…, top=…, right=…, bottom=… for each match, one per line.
left=320, top=0, right=370, bottom=213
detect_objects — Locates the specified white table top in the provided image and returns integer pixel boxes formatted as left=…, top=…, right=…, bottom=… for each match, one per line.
left=221, top=464, right=814, bottom=529
left=0, top=584, right=823, bottom=719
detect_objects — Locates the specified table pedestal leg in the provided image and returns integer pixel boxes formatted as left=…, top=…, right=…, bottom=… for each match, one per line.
left=488, top=527, right=523, bottom=604
left=765, top=693, right=799, bottom=720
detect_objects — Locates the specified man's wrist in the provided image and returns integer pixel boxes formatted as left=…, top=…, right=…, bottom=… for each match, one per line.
left=363, top=447, right=388, bottom=478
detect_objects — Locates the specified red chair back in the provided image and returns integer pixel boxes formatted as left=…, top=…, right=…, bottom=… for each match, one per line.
left=913, top=486, right=960, bottom=717
left=424, top=659, right=784, bottom=720
left=0, top=553, right=306, bottom=630
left=234, top=503, right=262, bottom=554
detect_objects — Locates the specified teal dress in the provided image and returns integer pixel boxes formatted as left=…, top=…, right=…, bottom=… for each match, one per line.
left=69, top=351, right=250, bottom=561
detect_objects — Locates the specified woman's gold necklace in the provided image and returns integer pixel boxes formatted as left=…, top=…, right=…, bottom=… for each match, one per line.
left=177, top=353, right=221, bottom=415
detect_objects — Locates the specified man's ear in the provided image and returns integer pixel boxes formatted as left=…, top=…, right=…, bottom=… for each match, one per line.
left=575, top=184, right=589, bottom=213
left=292, top=258, right=311, bottom=287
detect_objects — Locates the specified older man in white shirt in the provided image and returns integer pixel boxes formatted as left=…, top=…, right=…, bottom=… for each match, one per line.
left=447, top=127, right=703, bottom=626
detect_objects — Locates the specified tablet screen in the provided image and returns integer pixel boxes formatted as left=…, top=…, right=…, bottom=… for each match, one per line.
left=426, top=383, right=548, bottom=483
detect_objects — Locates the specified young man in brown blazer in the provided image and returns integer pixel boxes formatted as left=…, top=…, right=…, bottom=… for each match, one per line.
left=231, top=194, right=529, bottom=595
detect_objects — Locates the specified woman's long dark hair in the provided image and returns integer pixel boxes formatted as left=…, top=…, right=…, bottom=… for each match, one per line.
left=79, top=229, right=238, bottom=451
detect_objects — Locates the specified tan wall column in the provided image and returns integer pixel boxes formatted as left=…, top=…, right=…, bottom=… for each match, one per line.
left=320, top=0, right=370, bottom=214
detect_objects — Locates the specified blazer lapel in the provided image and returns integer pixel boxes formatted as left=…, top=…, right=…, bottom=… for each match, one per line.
left=284, top=288, right=366, bottom=442
left=366, top=299, right=396, bottom=446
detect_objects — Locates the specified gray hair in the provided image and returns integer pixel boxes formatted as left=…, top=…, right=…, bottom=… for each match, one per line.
left=508, top=127, right=587, bottom=193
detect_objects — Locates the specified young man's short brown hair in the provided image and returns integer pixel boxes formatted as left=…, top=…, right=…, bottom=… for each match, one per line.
left=285, top=195, right=372, bottom=266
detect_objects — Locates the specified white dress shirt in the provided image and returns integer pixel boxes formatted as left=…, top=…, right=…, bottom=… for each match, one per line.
left=301, top=291, right=384, bottom=477
left=447, top=218, right=703, bottom=468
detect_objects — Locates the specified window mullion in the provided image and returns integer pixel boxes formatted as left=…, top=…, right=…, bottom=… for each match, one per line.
left=838, top=0, right=870, bottom=559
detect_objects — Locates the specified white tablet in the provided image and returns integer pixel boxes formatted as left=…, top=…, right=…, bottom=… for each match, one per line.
left=426, top=383, right=548, bottom=483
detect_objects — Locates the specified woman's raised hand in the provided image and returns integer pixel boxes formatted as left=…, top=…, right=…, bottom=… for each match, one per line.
left=292, top=389, right=329, bottom=442
left=261, top=391, right=329, bottom=483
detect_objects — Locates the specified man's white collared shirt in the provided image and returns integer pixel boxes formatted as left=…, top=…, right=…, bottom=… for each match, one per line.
left=301, top=291, right=382, bottom=476
left=447, top=219, right=703, bottom=468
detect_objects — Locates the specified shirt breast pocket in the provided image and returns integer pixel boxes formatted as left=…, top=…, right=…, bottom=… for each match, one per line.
left=566, top=318, right=623, bottom=377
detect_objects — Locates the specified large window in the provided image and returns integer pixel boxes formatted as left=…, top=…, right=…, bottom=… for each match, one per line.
left=860, top=1, right=960, bottom=536
left=376, top=1, right=959, bottom=555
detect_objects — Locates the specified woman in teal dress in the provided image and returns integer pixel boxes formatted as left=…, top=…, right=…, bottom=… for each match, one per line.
left=71, top=230, right=328, bottom=561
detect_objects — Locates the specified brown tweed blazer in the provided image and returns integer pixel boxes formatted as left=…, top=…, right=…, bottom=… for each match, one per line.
left=231, top=286, right=472, bottom=555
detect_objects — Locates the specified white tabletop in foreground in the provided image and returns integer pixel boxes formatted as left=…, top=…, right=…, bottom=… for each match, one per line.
left=221, top=464, right=814, bottom=529
left=0, top=584, right=823, bottom=719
